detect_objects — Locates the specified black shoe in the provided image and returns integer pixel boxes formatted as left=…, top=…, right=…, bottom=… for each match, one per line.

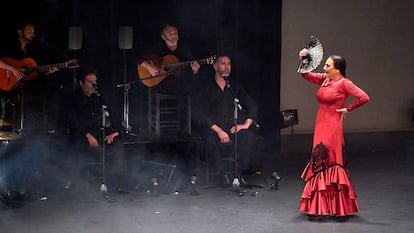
left=1, top=191, right=24, bottom=209
left=307, top=214, right=321, bottom=222
left=47, top=129, right=56, bottom=134
left=335, top=216, right=351, bottom=222
left=270, top=182, right=279, bottom=190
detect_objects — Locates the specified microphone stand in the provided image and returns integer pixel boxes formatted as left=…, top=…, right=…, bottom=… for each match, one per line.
left=224, top=78, right=245, bottom=195
left=95, top=85, right=116, bottom=201
left=99, top=104, right=108, bottom=194
left=99, top=104, right=117, bottom=202
left=118, top=49, right=136, bottom=136
left=17, top=86, right=24, bottom=134
left=116, top=80, right=140, bottom=136
left=72, top=68, right=78, bottom=91
left=70, top=49, right=80, bottom=91
left=225, top=78, right=263, bottom=196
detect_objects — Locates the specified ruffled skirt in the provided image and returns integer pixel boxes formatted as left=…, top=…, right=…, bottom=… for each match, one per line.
left=299, top=163, right=359, bottom=216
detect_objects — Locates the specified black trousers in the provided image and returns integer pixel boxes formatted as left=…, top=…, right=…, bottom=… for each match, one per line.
left=67, top=136, right=129, bottom=189
left=203, top=128, right=263, bottom=175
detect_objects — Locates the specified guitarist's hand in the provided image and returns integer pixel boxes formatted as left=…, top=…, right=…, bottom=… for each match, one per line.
left=45, top=65, right=59, bottom=75
left=141, top=61, right=160, bottom=77
left=11, top=67, right=25, bottom=80
left=0, top=59, right=25, bottom=79
left=190, top=61, right=200, bottom=74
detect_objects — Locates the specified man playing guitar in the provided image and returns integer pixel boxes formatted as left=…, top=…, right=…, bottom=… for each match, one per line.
left=136, top=23, right=201, bottom=137
left=0, top=21, right=74, bottom=134
left=0, top=23, right=59, bottom=84
left=136, top=23, right=202, bottom=194
left=138, top=24, right=200, bottom=79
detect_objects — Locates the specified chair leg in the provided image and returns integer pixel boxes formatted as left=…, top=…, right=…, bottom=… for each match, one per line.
left=186, top=95, right=191, bottom=135
left=147, top=88, right=152, bottom=135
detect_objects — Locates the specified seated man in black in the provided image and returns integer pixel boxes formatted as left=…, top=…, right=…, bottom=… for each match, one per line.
left=66, top=68, right=129, bottom=193
left=195, top=55, right=262, bottom=186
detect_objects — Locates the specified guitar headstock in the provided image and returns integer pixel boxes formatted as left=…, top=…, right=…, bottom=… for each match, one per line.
left=66, top=59, right=79, bottom=68
left=206, top=55, right=216, bottom=65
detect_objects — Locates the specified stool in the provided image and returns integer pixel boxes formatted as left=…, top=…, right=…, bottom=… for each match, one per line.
left=147, top=88, right=191, bottom=137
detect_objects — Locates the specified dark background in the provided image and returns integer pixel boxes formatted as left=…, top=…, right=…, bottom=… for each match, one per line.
left=1, top=0, right=282, bottom=150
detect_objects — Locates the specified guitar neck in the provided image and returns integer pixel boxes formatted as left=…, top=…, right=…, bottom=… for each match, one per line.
left=29, top=62, right=69, bottom=73
left=164, top=58, right=210, bottom=70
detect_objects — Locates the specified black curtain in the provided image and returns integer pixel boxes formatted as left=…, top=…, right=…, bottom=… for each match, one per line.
left=1, top=0, right=282, bottom=161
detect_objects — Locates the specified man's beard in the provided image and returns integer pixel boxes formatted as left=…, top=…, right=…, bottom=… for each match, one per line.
left=220, top=71, right=230, bottom=77
left=24, top=36, right=34, bottom=43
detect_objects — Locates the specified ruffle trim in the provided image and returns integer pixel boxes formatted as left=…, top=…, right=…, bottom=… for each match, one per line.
left=299, top=164, right=360, bottom=216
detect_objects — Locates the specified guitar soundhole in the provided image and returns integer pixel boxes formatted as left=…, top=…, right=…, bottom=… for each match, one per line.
left=26, top=69, right=34, bottom=75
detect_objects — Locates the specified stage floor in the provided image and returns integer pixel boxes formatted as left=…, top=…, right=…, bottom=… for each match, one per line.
left=1, top=131, right=414, bottom=233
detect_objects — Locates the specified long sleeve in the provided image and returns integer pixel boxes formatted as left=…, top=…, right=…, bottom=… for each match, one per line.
left=237, top=83, right=258, bottom=121
left=342, top=79, right=370, bottom=111
left=196, top=81, right=216, bottom=128
left=196, top=78, right=258, bottom=130
left=67, top=91, right=118, bottom=140
left=302, top=72, right=326, bottom=86
left=66, top=91, right=98, bottom=137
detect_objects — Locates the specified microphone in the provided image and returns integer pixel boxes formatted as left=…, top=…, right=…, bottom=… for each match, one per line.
left=92, top=82, right=100, bottom=96
left=252, top=120, right=260, bottom=128
left=102, top=104, right=111, bottom=128
left=102, top=105, right=110, bottom=118
left=223, top=75, right=230, bottom=88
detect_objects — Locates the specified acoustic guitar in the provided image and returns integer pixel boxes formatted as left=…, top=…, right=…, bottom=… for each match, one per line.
left=0, top=57, right=79, bottom=91
left=137, top=54, right=215, bottom=87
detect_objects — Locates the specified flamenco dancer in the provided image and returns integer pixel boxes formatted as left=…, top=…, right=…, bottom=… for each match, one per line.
left=298, top=48, right=370, bottom=221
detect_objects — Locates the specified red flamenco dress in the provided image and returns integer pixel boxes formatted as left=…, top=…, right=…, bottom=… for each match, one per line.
left=299, top=72, right=370, bottom=217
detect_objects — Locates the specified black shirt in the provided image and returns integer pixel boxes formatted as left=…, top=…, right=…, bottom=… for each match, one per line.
left=0, top=35, right=67, bottom=94
left=137, top=41, right=194, bottom=65
left=137, top=41, right=197, bottom=86
left=197, top=77, right=258, bottom=131
left=67, top=90, right=118, bottom=142
left=0, top=36, right=57, bottom=64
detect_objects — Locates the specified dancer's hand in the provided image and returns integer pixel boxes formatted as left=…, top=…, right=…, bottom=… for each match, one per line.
left=336, top=108, right=348, bottom=121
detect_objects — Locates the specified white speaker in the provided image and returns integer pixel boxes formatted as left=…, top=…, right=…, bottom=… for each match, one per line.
left=68, top=26, right=82, bottom=50
left=118, top=26, right=133, bottom=50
